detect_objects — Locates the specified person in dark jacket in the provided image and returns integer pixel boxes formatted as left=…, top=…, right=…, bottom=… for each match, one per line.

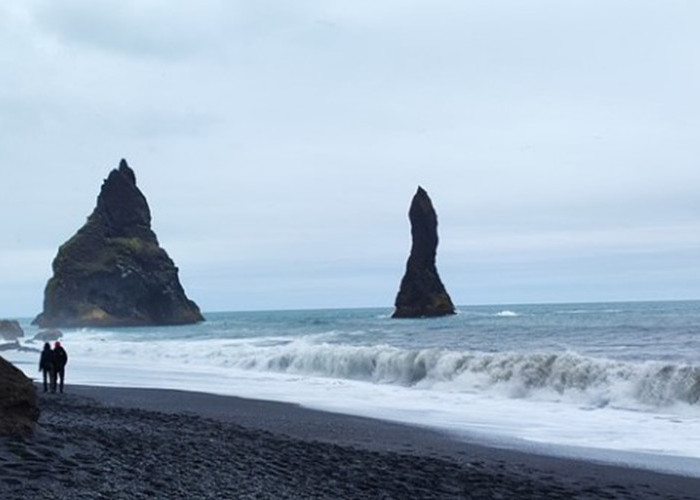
left=53, top=341, right=68, bottom=393
left=38, top=342, right=55, bottom=393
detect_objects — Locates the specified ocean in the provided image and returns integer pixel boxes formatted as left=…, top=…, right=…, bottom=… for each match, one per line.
left=6, top=300, right=700, bottom=476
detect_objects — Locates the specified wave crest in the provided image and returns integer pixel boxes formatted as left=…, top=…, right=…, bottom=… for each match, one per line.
left=495, top=310, right=519, bottom=317
left=223, top=342, right=700, bottom=408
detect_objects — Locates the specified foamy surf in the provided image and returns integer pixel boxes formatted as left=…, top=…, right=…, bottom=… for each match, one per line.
left=8, top=345, right=700, bottom=477
left=495, top=310, right=519, bottom=317
left=34, top=335, right=700, bottom=410
left=5, top=301, right=700, bottom=475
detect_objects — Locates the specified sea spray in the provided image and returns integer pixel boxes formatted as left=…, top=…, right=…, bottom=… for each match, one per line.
left=495, top=310, right=519, bottom=317
left=226, top=342, right=700, bottom=409
left=62, top=331, right=700, bottom=410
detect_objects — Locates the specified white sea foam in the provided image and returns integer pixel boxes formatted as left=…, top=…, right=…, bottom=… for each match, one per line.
left=20, top=332, right=700, bottom=411
left=6, top=342, right=700, bottom=476
left=495, top=310, right=519, bottom=317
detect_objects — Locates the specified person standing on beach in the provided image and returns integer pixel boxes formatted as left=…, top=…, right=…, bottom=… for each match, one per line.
left=53, top=341, right=68, bottom=393
left=38, top=342, right=56, bottom=393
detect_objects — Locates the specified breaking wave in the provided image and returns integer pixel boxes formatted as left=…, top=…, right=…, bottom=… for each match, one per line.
left=213, top=341, right=700, bottom=409
left=495, top=310, right=519, bottom=317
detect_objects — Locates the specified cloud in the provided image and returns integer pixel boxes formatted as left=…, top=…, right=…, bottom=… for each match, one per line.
left=33, top=0, right=229, bottom=60
left=1, top=1, right=700, bottom=315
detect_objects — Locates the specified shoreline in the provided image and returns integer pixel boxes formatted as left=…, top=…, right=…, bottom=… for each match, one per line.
left=1, top=384, right=698, bottom=499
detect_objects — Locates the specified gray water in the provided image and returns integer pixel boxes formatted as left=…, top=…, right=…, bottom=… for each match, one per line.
left=110, top=300, right=700, bottom=362
left=48, top=300, right=699, bottom=408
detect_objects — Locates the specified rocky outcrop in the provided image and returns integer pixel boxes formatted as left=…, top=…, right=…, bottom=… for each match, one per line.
left=392, top=187, right=455, bottom=318
left=0, top=356, right=38, bottom=436
left=33, top=159, right=204, bottom=328
left=32, top=329, right=63, bottom=342
left=0, top=320, right=23, bottom=341
left=0, top=342, right=39, bottom=353
left=0, top=342, right=19, bottom=352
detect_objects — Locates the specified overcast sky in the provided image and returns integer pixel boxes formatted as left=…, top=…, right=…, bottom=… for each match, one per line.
left=2, top=1, right=699, bottom=317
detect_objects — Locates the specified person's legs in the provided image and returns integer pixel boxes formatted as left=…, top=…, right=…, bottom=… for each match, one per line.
left=50, top=370, right=57, bottom=393
left=57, top=368, right=65, bottom=393
left=42, top=370, right=49, bottom=392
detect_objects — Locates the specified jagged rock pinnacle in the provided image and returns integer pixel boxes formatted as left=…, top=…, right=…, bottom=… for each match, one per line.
left=33, top=159, right=204, bottom=327
left=392, top=186, right=455, bottom=318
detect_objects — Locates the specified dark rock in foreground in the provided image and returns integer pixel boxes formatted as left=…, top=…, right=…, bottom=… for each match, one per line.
left=0, top=356, right=38, bottom=437
left=393, top=187, right=455, bottom=318
left=0, top=320, right=23, bottom=341
left=33, top=159, right=204, bottom=328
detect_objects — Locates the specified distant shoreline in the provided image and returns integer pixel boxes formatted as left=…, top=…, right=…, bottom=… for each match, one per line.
left=1, top=383, right=697, bottom=499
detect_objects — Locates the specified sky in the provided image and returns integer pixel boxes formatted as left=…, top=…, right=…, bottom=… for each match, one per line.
left=1, top=1, right=700, bottom=317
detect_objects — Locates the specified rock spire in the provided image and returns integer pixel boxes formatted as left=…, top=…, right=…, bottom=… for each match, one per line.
left=392, top=187, right=455, bottom=318
left=33, top=159, right=204, bottom=327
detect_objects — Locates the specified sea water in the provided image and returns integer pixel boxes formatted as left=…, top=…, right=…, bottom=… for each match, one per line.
left=6, top=300, right=700, bottom=476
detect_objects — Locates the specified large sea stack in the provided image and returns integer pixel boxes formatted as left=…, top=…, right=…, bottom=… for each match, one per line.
left=392, top=187, right=455, bottom=318
left=33, top=160, right=204, bottom=328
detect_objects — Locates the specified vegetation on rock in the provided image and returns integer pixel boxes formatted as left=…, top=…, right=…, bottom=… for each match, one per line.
left=33, top=159, right=204, bottom=327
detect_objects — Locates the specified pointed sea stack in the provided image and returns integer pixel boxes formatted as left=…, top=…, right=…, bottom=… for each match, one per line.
left=33, top=159, right=204, bottom=328
left=392, top=187, right=455, bottom=318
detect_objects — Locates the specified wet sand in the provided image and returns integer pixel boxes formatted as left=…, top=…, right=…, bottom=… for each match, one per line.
left=1, top=384, right=698, bottom=499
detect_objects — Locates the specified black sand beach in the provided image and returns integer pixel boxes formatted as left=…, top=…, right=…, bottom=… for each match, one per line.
left=1, top=385, right=698, bottom=499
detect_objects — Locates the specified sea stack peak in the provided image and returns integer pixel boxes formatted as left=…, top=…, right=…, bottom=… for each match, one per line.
left=95, top=158, right=151, bottom=232
left=33, top=159, right=204, bottom=328
left=392, top=186, right=455, bottom=318
left=118, top=158, right=136, bottom=183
